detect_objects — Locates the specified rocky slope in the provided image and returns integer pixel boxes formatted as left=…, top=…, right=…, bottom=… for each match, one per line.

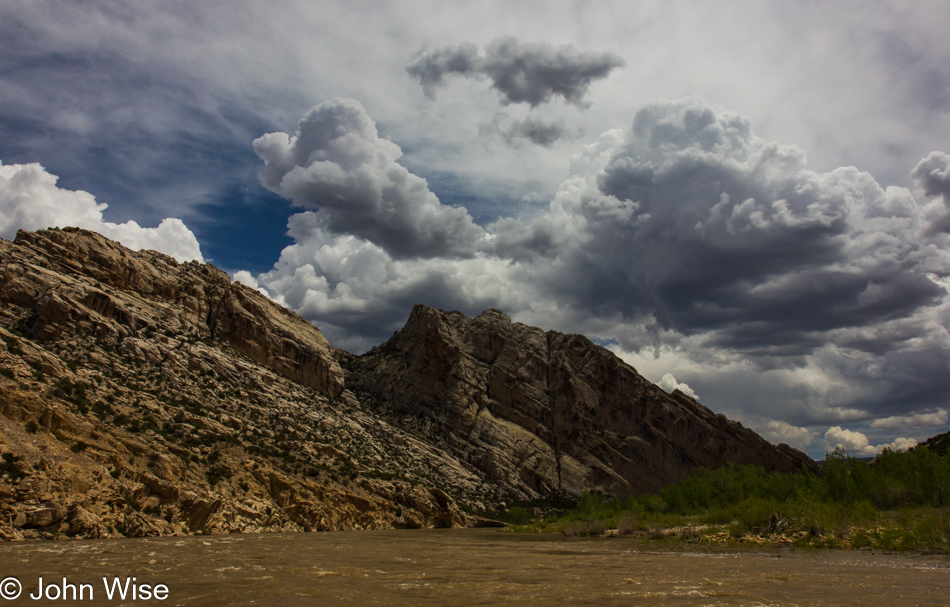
left=348, top=305, right=816, bottom=499
left=0, top=228, right=502, bottom=540
left=0, top=227, right=814, bottom=540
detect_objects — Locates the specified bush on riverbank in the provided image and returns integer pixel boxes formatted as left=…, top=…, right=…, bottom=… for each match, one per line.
left=509, top=445, right=950, bottom=552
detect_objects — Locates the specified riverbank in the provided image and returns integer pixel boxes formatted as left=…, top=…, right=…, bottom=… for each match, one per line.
left=511, top=516, right=950, bottom=552
left=502, top=448, right=950, bottom=553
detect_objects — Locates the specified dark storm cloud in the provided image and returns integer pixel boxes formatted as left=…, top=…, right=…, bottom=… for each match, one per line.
left=542, top=98, right=948, bottom=356
left=406, top=36, right=625, bottom=108
left=404, top=42, right=481, bottom=99
left=253, top=98, right=485, bottom=259
left=250, top=97, right=950, bottom=438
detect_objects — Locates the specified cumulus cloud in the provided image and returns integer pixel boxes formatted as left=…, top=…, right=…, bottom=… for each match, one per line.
left=657, top=373, right=698, bottom=399
left=912, top=151, right=950, bottom=233
left=247, top=97, right=950, bottom=455
left=253, top=98, right=485, bottom=259
left=482, top=115, right=583, bottom=148
left=913, top=151, right=950, bottom=200
left=763, top=420, right=817, bottom=451
left=560, top=98, right=949, bottom=352
left=870, top=409, right=948, bottom=430
left=407, top=36, right=625, bottom=108
left=824, top=426, right=917, bottom=455
left=0, top=161, right=203, bottom=263
left=252, top=217, right=537, bottom=352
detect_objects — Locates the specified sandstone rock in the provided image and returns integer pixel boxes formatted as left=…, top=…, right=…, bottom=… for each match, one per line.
left=25, top=506, right=67, bottom=528
left=0, top=228, right=817, bottom=541
left=350, top=304, right=817, bottom=499
left=0, top=228, right=492, bottom=540
left=65, top=505, right=108, bottom=538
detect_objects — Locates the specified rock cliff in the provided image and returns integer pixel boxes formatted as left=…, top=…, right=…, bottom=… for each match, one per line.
left=348, top=305, right=816, bottom=500
left=0, top=228, right=500, bottom=540
left=0, top=227, right=815, bottom=540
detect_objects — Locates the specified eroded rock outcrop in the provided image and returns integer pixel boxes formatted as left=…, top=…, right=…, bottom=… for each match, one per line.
left=0, top=228, right=494, bottom=540
left=5, top=228, right=344, bottom=397
left=0, top=227, right=815, bottom=540
left=349, top=305, right=817, bottom=500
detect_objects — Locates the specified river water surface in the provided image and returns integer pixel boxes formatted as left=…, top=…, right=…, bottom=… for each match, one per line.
left=0, top=529, right=947, bottom=606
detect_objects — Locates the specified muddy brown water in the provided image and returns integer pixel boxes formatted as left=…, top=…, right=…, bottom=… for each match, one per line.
left=0, top=529, right=947, bottom=606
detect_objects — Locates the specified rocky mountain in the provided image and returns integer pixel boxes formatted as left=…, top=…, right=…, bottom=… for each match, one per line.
left=348, top=305, right=815, bottom=500
left=0, top=228, right=814, bottom=540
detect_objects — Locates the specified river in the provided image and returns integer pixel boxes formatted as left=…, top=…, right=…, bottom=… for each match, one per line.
left=0, top=529, right=947, bottom=605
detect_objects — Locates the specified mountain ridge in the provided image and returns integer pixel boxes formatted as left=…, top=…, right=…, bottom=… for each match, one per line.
left=0, top=227, right=814, bottom=540
left=348, top=303, right=816, bottom=500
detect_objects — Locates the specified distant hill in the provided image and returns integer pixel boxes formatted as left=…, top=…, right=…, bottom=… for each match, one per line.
left=916, top=430, right=950, bottom=456
left=0, top=227, right=814, bottom=539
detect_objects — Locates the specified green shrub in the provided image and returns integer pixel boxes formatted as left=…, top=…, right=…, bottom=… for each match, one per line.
left=562, top=519, right=604, bottom=537
left=504, top=506, right=534, bottom=525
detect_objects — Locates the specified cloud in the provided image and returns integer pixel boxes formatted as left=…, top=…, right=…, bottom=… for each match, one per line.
left=913, top=151, right=950, bottom=200
left=540, top=98, right=950, bottom=359
left=824, top=426, right=917, bottom=455
left=912, top=151, right=950, bottom=233
left=245, top=97, right=950, bottom=457
left=762, top=420, right=817, bottom=451
left=404, top=42, right=481, bottom=99
left=657, top=373, right=698, bottom=399
left=407, top=36, right=625, bottom=108
left=870, top=409, right=948, bottom=430
left=482, top=115, right=583, bottom=148
left=252, top=219, right=536, bottom=352
left=253, top=98, right=485, bottom=259
left=0, top=161, right=203, bottom=263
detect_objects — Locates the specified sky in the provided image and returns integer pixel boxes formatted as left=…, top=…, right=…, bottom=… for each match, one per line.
left=2, top=0, right=950, bottom=458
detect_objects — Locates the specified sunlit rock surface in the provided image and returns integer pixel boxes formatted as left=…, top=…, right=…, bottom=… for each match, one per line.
left=0, top=227, right=814, bottom=540
left=349, top=304, right=817, bottom=500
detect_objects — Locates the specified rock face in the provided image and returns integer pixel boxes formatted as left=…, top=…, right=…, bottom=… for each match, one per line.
left=7, top=228, right=344, bottom=397
left=0, top=228, right=498, bottom=540
left=0, top=227, right=815, bottom=541
left=349, top=305, right=817, bottom=500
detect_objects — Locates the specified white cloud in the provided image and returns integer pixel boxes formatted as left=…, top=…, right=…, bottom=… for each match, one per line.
left=824, top=425, right=917, bottom=455
left=253, top=98, right=485, bottom=259
left=231, top=270, right=274, bottom=299
left=253, top=219, right=537, bottom=352
left=243, top=98, right=950, bottom=458
left=231, top=270, right=260, bottom=290
left=0, top=161, right=203, bottom=263
left=870, top=409, right=948, bottom=430
left=657, top=373, right=698, bottom=399
left=763, top=420, right=817, bottom=451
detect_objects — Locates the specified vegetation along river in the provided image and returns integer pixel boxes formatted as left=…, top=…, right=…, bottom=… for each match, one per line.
left=0, top=529, right=947, bottom=606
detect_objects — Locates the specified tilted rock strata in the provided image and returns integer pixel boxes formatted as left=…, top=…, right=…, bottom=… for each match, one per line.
left=0, top=227, right=815, bottom=540
left=0, top=228, right=500, bottom=540
left=7, top=228, right=344, bottom=396
left=349, top=305, right=817, bottom=500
